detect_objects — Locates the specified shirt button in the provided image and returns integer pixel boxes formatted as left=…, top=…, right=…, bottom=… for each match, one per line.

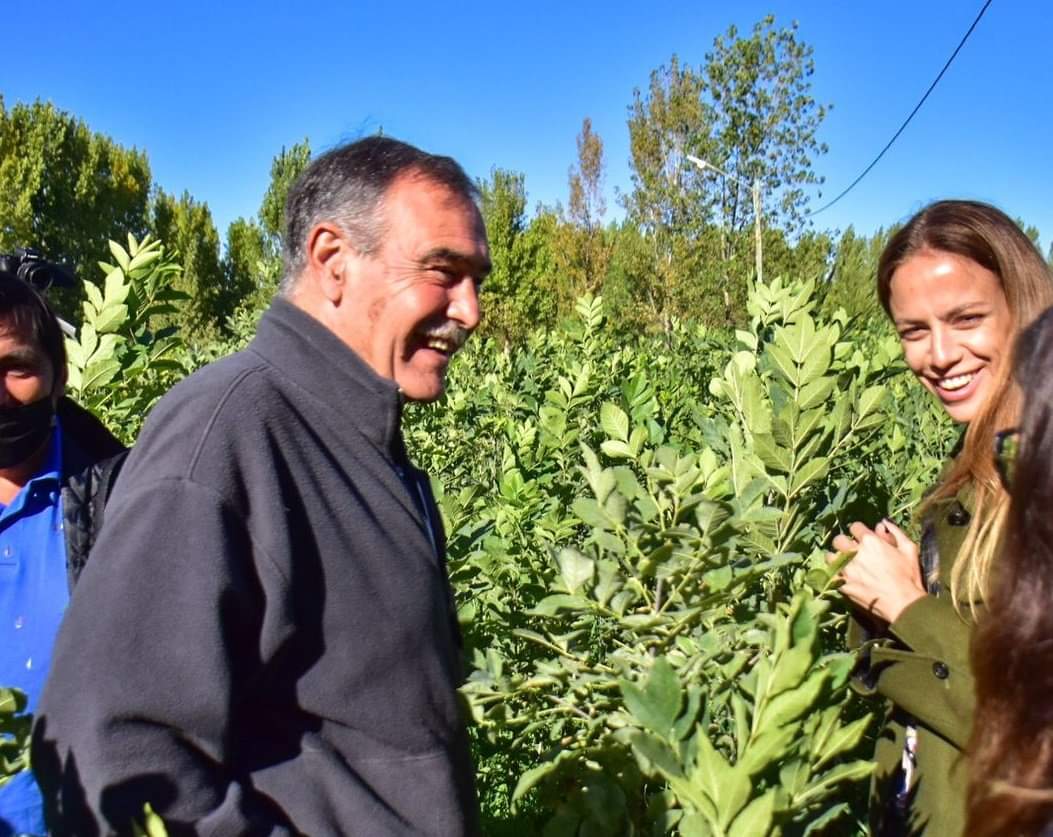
left=2, top=545, right=11, bottom=558
left=14, top=616, right=23, bottom=630
left=932, top=661, right=950, bottom=680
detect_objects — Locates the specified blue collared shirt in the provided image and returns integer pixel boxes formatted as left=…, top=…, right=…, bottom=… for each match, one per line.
left=0, top=426, right=67, bottom=837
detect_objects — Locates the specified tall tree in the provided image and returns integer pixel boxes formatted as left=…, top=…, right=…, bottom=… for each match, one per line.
left=703, top=16, right=829, bottom=239
left=622, top=17, right=830, bottom=325
left=623, top=56, right=719, bottom=328
left=223, top=140, right=311, bottom=314
left=150, top=190, right=227, bottom=341
left=477, top=168, right=534, bottom=340
left=0, top=97, right=152, bottom=305
left=563, top=118, right=611, bottom=294
left=821, top=226, right=893, bottom=321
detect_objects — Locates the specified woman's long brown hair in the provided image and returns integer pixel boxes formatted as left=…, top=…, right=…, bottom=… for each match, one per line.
left=877, top=200, right=1053, bottom=607
left=966, top=306, right=1053, bottom=836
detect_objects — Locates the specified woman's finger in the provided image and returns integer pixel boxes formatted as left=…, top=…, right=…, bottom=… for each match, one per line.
left=878, top=518, right=915, bottom=554
left=848, top=521, right=875, bottom=541
left=831, top=534, right=857, bottom=554
left=873, top=521, right=897, bottom=547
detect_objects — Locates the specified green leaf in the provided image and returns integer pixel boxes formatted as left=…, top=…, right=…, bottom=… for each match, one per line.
left=857, top=384, right=887, bottom=418
left=760, top=670, right=827, bottom=728
left=790, top=457, right=829, bottom=496
left=600, top=402, right=630, bottom=442
left=797, top=377, right=834, bottom=411
left=83, top=280, right=104, bottom=313
left=795, top=760, right=875, bottom=806
left=512, top=752, right=574, bottom=802
left=690, top=734, right=750, bottom=828
left=0, top=689, right=26, bottom=715
left=753, top=434, right=792, bottom=473
left=735, top=328, right=758, bottom=351
left=81, top=358, right=122, bottom=392
left=627, top=729, right=682, bottom=779
left=600, top=439, right=634, bottom=459
left=728, top=789, right=776, bottom=837
left=619, top=657, right=681, bottom=736
left=94, top=303, right=129, bottom=334
left=814, top=714, right=873, bottom=769
left=767, top=343, right=798, bottom=385
left=529, top=594, right=588, bottom=616
left=556, top=548, right=594, bottom=595
left=736, top=724, right=799, bottom=776
left=572, top=498, right=609, bottom=529
left=108, top=241, right=130, bottom=272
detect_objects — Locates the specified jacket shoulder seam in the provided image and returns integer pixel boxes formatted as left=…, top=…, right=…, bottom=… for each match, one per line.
left=184, top=363, right=268, bottom=479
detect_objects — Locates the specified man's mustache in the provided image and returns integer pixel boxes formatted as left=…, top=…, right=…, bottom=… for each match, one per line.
left=422, top=322, right=470, bottom=351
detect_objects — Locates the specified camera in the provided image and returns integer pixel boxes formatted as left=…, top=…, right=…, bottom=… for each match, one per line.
left=0, top=247, right=77, bottom=291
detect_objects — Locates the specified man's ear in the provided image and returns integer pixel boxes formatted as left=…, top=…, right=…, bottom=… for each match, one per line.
left=305, top=222, right=355, bottom=304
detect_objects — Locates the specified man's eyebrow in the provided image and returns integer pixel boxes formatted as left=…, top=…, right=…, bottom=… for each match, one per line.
left=420, top=247, right=492, bottom=276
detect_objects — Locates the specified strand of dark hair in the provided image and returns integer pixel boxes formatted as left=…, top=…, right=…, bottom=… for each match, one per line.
left=967, top=307, right=1053, bottom=836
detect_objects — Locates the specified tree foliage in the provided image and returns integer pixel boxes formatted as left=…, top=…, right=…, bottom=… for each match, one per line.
left=150, top=190, right=229, bottom=342
left=703, top=16, right=829, bottom=237
left=403, top=275, right=945, bottom=834
left=223, top=140, right=311, bottom=315
left=0, top=97, right=152, bottom=317
left=619, top=16, right=830, bottom=329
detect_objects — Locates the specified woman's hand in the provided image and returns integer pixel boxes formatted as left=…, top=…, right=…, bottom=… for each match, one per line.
left=828, top=519, right=926, bottom=625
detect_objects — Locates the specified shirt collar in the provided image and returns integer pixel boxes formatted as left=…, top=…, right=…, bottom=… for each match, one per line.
left=0, top=419, right=63, bottom=518
left=251, top=298, right=405, bottom=456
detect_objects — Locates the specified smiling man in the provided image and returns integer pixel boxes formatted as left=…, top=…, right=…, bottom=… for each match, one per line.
left=33, top=137, right=489, bottom=836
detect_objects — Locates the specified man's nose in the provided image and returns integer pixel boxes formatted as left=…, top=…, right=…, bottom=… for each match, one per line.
left=448, top=277, right=481, bottom=332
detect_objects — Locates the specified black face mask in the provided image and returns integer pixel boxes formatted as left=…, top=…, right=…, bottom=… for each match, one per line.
left=0, top=396, right=56, bottom=469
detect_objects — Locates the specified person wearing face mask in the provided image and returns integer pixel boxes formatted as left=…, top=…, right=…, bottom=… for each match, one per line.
left=0, top=263, right=126, bottom=837
left=829, top=201, right=1053, bottom=836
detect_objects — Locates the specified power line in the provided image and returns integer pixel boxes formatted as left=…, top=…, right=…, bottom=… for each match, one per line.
left=809, top=0, right=994, bottom=217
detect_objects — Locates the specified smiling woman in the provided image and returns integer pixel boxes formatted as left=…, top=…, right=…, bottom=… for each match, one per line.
left=830, top=200, right=1053, bottom=836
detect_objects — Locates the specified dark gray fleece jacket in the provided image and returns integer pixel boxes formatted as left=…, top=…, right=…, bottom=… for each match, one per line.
left=33, top=299, right=478, bottom=836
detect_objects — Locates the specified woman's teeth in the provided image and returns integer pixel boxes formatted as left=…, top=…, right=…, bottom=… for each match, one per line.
left=940, top=372, right=975, bottom=391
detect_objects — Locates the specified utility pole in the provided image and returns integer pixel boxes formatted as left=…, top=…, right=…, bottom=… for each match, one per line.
left=686, top=155, right=764, bottom=284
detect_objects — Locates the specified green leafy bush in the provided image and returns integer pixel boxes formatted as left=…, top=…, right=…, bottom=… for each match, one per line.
left=0, top=688, right=30, bottom=787
left=1, top=242, right=952, bottom=835
left=64, top=234, right=190, bottom=442
left=405, top=276, right=944, bottom=835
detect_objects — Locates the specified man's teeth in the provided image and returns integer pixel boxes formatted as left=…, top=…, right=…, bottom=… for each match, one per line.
left=940, top=372, right=975, bottom=391
left=426, top=338, right=454, bottom=353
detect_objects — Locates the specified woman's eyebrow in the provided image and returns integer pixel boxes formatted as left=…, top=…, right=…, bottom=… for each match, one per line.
left=894, top=302, right=989, bottom=327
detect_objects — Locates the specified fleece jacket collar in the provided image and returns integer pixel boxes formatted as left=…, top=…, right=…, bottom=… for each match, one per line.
left=250, top=298, right=407, bottom=461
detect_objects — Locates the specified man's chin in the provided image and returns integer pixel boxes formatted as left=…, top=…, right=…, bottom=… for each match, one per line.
left=397, top=376, right=447, bottom=403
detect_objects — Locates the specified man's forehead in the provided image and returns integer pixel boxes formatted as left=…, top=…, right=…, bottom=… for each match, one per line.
left=382, top=177, right=487, bottom=251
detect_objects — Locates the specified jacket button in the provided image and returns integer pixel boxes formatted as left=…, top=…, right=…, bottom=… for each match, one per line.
left=948, top=507, right=970, bottom=526
left=932, top=661, right=950, bottom=680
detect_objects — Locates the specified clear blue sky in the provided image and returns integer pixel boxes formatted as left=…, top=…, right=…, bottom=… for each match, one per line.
left=4, top=0, right=1052, bottom=252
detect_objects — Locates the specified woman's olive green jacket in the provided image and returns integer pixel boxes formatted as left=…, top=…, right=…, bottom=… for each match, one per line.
left=849, top=490, right=977, bottom=836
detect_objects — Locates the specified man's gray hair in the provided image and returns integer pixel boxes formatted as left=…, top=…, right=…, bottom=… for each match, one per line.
left=279, top=136, right=479, bottom=295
